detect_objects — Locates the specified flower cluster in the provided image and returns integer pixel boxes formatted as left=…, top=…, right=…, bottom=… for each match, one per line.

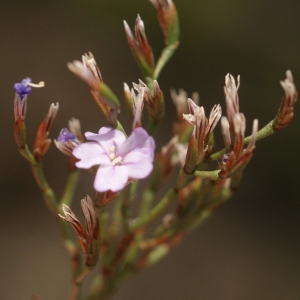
left=12, top=1, right=297, bottom=299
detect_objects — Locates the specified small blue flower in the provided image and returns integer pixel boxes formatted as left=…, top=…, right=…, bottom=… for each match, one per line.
left=14, top=78, right=32, bottom=100
left=55, top=128, right=80, bottom=156
left=57, top=128, right=77, bottom=143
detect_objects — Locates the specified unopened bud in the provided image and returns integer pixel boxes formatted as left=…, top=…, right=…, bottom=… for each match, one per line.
left=149, top=0, right=180, bottom=46
left=124, top=15, right=155, bottom=78
left=273, top=70, right=297, bottom=131
left=33, top=103, right=59, bottom=161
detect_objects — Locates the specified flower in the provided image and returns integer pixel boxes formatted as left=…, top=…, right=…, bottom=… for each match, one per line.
left=55, top=128, right=80, bottom=156
left=13, top=78, right=45, bottom=121
left=73, top=127, right=155, bottom=192
left=14, top=78, right=32, bottom=100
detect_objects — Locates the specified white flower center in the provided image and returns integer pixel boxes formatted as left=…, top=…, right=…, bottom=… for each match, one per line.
left=109, top=145, right=123, bottom=166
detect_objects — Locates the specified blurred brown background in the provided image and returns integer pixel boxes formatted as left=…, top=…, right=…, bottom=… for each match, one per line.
left=1, top=0, right=300, bottom=299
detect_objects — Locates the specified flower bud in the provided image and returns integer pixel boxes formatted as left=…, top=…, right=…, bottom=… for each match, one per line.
left=149, top=0, right=180, bottom=46
left=68, top=53, right=120, bottom=125
left=33, top=103, right=59, bottom=161
left=59, top=195, right=100, bottom=266
left=273, top=70, right=297, bottom=131
left=124, top=15, right=155, bottom=77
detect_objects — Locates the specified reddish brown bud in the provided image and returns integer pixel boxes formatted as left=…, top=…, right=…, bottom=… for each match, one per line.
left=33, top=103, right=59, bottom=161
left=273, top=70, right=297, bottom=131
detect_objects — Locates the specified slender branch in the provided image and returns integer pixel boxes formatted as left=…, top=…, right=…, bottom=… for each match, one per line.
left=68, top=265, right=95, bottom=300
left=59, top=169, right=80, bottom=209
left=130, top=189, right=177, bottom=232
left=210, top=120, right=274, bottom=161
left=31, top=161, right=58, bottom=215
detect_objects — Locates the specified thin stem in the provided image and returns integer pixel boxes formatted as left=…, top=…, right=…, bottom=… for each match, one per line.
left=59, top=169, right=80, bottom=209
left=210, top=120, right=274, bottom=161
left=130, top=189, right=177, bottom=232
left=153, top=42, right=179, bottom=80
left=31, top=161, right=58, bottom=215
left=18, top=145, right=36, bottom=164
left=68, top=265, right=95, bottom=300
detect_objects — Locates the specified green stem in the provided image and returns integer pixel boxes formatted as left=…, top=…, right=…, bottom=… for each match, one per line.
left=153, top=42, right=179, bottom=80
left=18, top=145, right=36, bottom=164
left=130, top=189, right=177, bottom=232
left=31, top=161, right=58, bottom=215
left=59, top=169, right=80, bottom=209
left=193, top=170, right=220, bottom=180
left=210, top=120, right=274, bottom=161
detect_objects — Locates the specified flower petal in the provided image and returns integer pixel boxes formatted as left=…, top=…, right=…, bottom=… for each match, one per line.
left=125, top=159, right=153, bottom=179
left=118, top=127, right=155, bottom=158
left=73, top=143, right=110, bottom=168
left=94, top=165, right=129, bottom=192
left=85, top=127, right=126, bottom=153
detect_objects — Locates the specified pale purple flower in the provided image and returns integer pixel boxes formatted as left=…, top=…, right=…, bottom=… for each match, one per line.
left=73, top=127, right=155, bottom=192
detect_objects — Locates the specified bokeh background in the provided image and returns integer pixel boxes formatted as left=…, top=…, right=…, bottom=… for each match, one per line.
left=1, top=0, right=300, bottom=299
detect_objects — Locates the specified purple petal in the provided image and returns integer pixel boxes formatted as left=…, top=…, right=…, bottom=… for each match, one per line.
left=118, top=127, right=155, bottom=158
left=73, top=143, right=110, bottom=168
left=94, top=165, right=129, bottom=192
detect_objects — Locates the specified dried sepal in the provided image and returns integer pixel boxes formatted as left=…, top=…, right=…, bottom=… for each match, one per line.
left=224, top=73, right=240, bottom=130
left=131, top=83, right=145, bottom=129
left=221, top=116, right=231, bottom=147
left=273, top=70, right=297, bottom=131
left=68, top=118, right=83, bottom=142
left=219, top=119, right=258, bottom=178
left=59, top=196, right=100, bottom=266
left=124, top=15, right=155, bottom=77
left=68, top=53, right=120, bottom=125
left=14, top=92, right=28, bottom=122
left=149, top=0, right=179, bottom=46
left=124, top=83, right=134, bottom=121
left=183, top=99, right=222, bottom=170
left=171, top=90, right=199, bottom=140
left=33, top=103, right=59, bottom=161
left=132, top=79, right=164, bottom=127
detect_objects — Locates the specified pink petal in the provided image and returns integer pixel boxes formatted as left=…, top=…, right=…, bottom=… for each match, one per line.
left=73, top=143, right=110, bottom=168
left=94, top=165, right=129, bottom=192
left=118, top=127, right=155, bottom=158
left=125, top=160, right=153, bottom=179
left=86, top=127, right=126, bottom=153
